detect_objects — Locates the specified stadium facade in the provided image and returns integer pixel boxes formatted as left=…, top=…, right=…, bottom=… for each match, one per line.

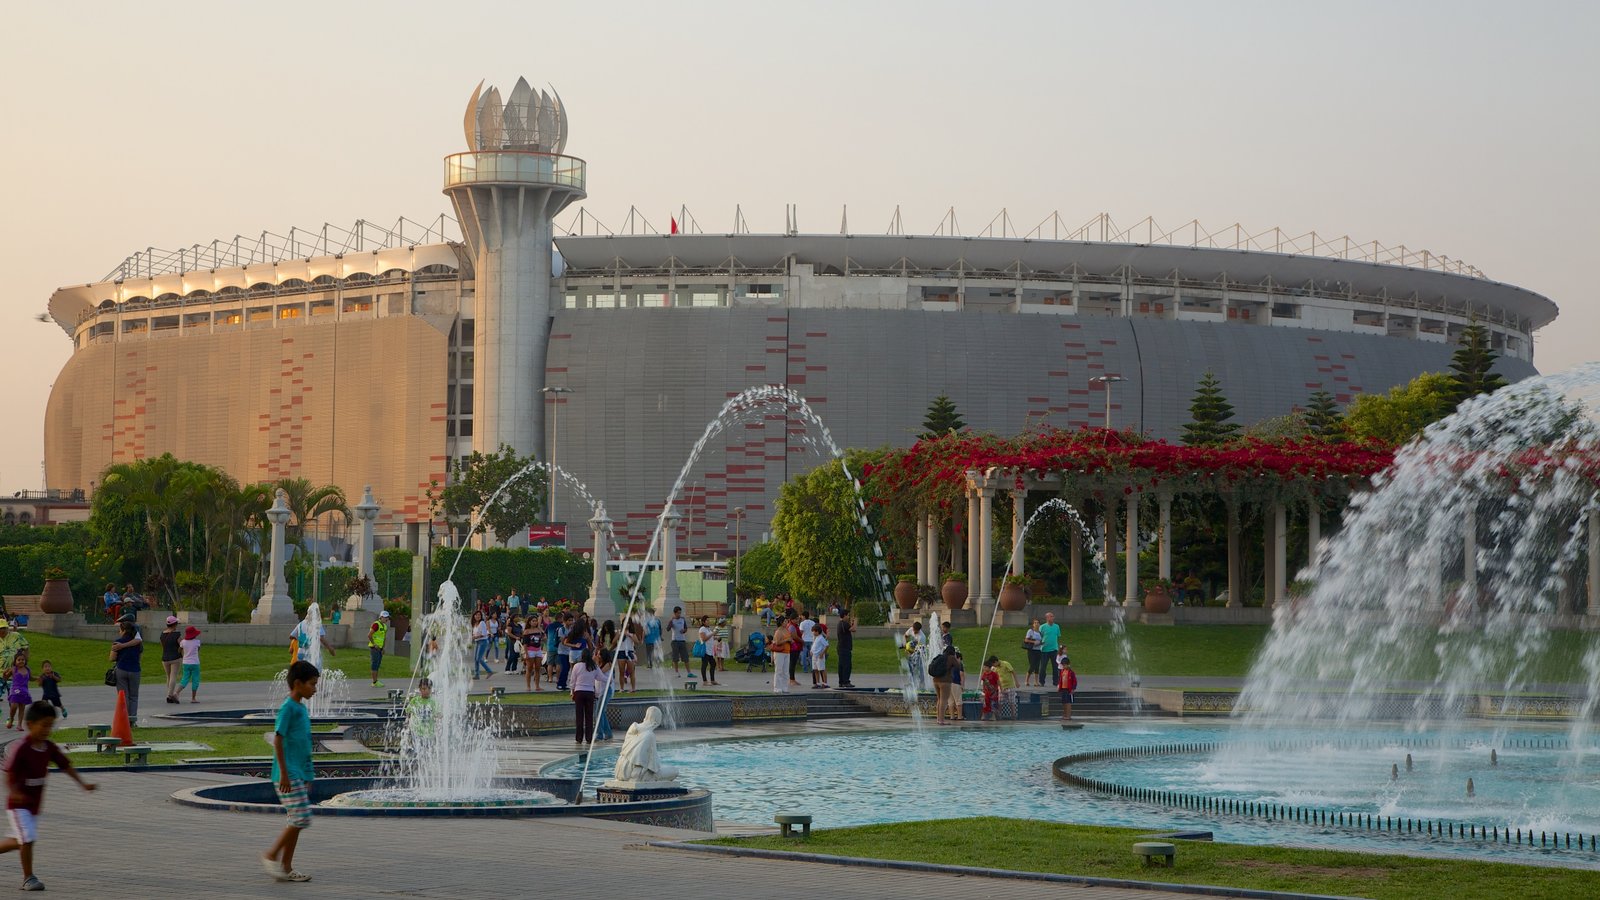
left=42, top=78, right=1558, bottom=557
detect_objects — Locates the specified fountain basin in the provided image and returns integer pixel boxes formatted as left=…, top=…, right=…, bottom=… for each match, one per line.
left=172, top=776, right=713, bottom=830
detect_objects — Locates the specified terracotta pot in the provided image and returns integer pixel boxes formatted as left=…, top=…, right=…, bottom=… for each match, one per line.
left=941, top=580, right=968, bottom=610
left=39, top=579, right=74, bottom=615
left=998, top=584, right=1027, bottom=612
left=893, top=582, right=918, bottom=609
left=1143, top=589, right=1172, bottom=615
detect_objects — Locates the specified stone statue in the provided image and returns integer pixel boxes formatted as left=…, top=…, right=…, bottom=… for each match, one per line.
left=607, top=705, right=678, bottom=787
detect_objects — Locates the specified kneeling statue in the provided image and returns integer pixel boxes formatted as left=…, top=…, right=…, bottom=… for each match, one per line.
left=607, top=705, right=679, bottom=787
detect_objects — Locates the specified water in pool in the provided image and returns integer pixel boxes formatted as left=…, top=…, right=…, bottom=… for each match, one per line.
left=547, top=720, right=1600, bottom=868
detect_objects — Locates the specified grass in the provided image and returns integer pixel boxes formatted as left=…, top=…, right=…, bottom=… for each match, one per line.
left=55, top=725, right=381, bottom=768
left=704, top=817, right=1592, bottom=900
left=849, top=624, right=1271, bottom=678
left=16, top=633, right=419, bottom=686
left=481, top=687, right=764, bottom=705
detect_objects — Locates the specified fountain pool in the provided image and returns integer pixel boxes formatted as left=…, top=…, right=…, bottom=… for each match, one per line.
left=545, top=720, right=1600, bottom=867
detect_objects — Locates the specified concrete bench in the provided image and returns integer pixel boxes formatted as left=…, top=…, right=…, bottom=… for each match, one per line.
left=121, top=746, right=152, bottom=766
left=683, top=677, right=698, bottom=691
left=85, top=724, right=112, bottom=740
left=387, top=689, right=405, bottom=705
left=774, top=813, right=812, bottom=838
left=94, top=737, right=123, bottom=754
left=490, top=687, right=506, bottom=699
left=1133, top=841, right=1175, bottom=867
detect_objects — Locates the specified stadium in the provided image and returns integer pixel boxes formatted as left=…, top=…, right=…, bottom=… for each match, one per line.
left=42, top=77, right=1558, bottom=557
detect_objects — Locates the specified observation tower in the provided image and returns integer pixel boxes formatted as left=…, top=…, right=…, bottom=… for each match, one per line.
left=444, top=77, right=586, bottom=485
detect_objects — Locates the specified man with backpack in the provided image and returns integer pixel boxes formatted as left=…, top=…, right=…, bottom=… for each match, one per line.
left=928, top=645, right=956, bottom=725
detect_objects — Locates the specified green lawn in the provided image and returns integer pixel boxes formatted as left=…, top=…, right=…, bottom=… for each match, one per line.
left=16, top=633, right=418, bottom=686
left=483, top=687, right=763, bottom=706
left=705, top=817, right=1592, bottom=900
left=849, top=624, right=1271, bottom=678
left=57, top=725, right=380, bottom=768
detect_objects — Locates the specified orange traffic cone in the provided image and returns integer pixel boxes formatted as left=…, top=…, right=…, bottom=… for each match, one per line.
left=112, top=689, right=134, bottom=746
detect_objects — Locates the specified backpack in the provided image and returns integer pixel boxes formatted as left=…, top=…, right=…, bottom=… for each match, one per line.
left=927, top=652, right=950, bottom=678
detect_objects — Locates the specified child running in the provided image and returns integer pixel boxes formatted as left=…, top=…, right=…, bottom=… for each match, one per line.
left=6, top=653, right=32, bottom=731
left=37, top=664, right=63, bottom=720
left=261, top=660, right=319, bottom=883
left=1, top=701, right=97, bottom=891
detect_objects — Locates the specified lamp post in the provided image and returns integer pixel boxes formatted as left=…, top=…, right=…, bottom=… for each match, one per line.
left=1090, top=374, right=1127, bottom=430
left=541, top=386, right=573, bottom=529
left=731, top=507, right=746, bottom=613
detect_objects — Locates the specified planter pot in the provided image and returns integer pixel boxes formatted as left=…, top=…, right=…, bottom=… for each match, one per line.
left=392, top=615, right=411, bottom=642
left=998, top=584, right=1027, bottom=612
left=39, top=579, right=74, bottom=615
left=941, top=580, right=968, bottom=610
left=893, top=582, right=918, bottom=610
left=1143, top=589, right=1173, bottom=615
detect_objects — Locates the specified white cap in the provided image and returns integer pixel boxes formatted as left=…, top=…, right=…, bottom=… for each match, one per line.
left=378, top=610, right=390, bottom=618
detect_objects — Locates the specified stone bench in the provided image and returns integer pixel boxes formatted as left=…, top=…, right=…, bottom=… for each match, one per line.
left=774, top=813, right=812, bottom=838
left=387, top=689, right=405, bottom=705
left=1133, top=841, right=1175, bottom=867
left=683, top=677, right=698, bottom=691
left=491, top=687, right=506, bottom=699
left=121, top=746, right=152, bottom=766
left=94, top=737, right=123, bottom=754
left=85, top=723, right=112, bottom=740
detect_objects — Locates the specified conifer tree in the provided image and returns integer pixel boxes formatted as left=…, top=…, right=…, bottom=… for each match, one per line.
left=920, top=395, right=967, bottom=439
left=1445, top=323, right=1508, bottom=413
left=1181, top=372, right=1239, bottom=445
left=1303, top=390, right=1344, bottom=441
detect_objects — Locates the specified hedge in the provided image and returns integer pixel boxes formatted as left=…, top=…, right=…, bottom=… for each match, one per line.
left=430, top=547, right=591, bottom=607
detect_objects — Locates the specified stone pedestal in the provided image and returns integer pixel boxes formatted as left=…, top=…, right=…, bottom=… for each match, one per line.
left=655, top=505, right=682, bottom=611
left=135, top=610, right=208, bottom=631
left=351, top=485, right=383, bottom=614
left=253, top=488, right=300, bottom=625
left=586, top=505, right=615, bottom=619
left=941, top=608, right=978, bottom=627
left=1140, top=612, right=1175, bottom=627
left=597, top=782, right=687, bottom=803
left=344, top=609, right=382, bottom=650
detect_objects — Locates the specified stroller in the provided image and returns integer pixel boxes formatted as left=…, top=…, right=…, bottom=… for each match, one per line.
left=736, top=631, right=771, bottom=672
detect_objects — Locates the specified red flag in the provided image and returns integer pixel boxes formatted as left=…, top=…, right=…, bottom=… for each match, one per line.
left=670, top=217, right=679, bottom=235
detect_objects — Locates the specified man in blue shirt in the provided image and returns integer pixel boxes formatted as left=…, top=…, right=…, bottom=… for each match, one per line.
left=1038, top=612, right=1063, bottom=687
left=643, top=610, right=662, bottom=668
left=261, top=660, right=318, bottom=883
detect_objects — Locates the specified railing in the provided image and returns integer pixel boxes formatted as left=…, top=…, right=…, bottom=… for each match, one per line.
left=443, top=151, right=586, bottom=191
left=100, top=216, right=460, bottom=282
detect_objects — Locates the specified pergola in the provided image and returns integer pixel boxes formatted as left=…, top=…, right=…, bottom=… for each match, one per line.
left=865, top=430, right=1397, bottom=615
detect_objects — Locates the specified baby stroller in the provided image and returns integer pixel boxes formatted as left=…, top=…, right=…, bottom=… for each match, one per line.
left=736, top=632, right=771, bottom=672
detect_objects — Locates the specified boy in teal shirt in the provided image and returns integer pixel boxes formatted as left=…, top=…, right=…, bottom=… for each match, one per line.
left=261, top=660, right=318, bottom=883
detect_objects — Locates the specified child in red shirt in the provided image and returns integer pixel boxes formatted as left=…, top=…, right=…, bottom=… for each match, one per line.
left=979, top=656, right=1001, bottom=721
left=1, top=701, right=96, bottom=891
left=1057, top=654, right=1078, bottom=721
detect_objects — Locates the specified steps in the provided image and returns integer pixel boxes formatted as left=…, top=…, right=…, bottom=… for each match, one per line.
left=805, top=692, right=879, bottom=720
left=1033, top=690, right=1175, bottom=718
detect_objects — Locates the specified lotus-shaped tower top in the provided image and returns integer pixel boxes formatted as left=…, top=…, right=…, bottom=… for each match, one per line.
left=464, top=77, right=569, bottom=154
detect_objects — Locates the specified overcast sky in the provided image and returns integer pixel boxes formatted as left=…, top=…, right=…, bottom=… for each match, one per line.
left=3, top=0, right=1596, bottom=495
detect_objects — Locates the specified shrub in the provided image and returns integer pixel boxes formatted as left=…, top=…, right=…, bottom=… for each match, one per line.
left=430, top=547, right=590, bottom=605
left=896, top=574, right=917, bottom=584
left=940, top=571, right=967, bottom=582
left=42, top=566, right=67, bottom=581
left=1002, top=574, right=1029, bottom=587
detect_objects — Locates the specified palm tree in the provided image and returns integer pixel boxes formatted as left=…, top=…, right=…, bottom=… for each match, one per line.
left=272, top=477, right=350, bottom=557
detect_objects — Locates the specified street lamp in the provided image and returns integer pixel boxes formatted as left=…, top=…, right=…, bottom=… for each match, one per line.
left=541, top=386, right=573, bottom=528
left=1090, top=375, right=1127, bottom=430
left=730, top=507, right=747, bottom=611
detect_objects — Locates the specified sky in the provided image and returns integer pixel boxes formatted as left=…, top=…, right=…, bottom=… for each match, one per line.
left=2, top=1, right=1596, bottom=495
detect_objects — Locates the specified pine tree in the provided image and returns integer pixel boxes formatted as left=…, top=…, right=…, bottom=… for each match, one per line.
left=1303, top=390, right=1345, bottom=441
left=920, top=395, right=967, bottom=439
left=1445, top=323, right=1508, bottom=413
left=1181, top=372, right=1239, bottom=446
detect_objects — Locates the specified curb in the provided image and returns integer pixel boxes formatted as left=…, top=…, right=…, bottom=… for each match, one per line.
left=644, top=840, right=1370, bottom=900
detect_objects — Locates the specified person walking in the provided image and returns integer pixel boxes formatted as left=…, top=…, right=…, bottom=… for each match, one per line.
left=697, top=617, right=718, bottom=686
left=503, top=616, right=524, bottom=675
left=1, top=701, right=98, bottom=891
left=160, top=616, right=183, bottom=704
left=368, top=610, right=390, bottom=687
left=37, top=663, right=64, bottom=720
left=667, top=607, right=689, bottom=675
left=643, top=609, right=661, bottom=669
left=835, top=610, right=855, bottom=688
left=485, top=610, right=501, bottom=662
left=769, top=616, right=793, bottom=694
left=5, top=652, right=31, bottom=731
left=1038, top=612, right=1062, bottom=688
left=470, top=611, right=494, bottom=681
left=570, top=648, right=600, bottom=745
left=1022, top=619, right=1044, bottom=687
left=177, top=626, right=202, bottom=703
left=616, top=616, right=640, bottom=692
left=108, top=616, right=143, bottom=725
left=261, top=660, right=319, bottom=883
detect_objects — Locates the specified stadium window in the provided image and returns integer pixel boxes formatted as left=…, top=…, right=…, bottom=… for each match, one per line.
left=342, top=296, right=373, bottom=314
left=447, top=420, right=456, bottom=437
left=216, top=312, right=242, bottom=326
left=459, top=351, right=474, bottom=376
left=458, top=384, right=473, bottom=412
left=459, top=418, right=473, bottom=437
left=309, top=300, right=335, bottom=317
left=459, top=320, right=475, bottom=344
left=564, top=293, right=579, bottom=309
left=593, top=293, right=616, bottom=308
left=691, top=292, right=722, bottom=307
left=278, top=305, right=303, bottom=319
left=122, top=319, right=148, bottom=334
left=1270, top=303, right=1299, bottom=319
left=743, top=284, right=779, bottom=299
left=247, top=306, right=272, bottom=322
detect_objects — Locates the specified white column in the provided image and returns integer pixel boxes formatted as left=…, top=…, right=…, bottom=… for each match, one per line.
left=1157, top=491, right=1172, bottom=581
left=1307, top=496, right=1322, bottom=572
left=1124, top=489, right=1141, bottom=610
left=352, top=485, right=381, bottom=613
left=977, top=474, right=996, bottom=608
left=926, top=513, right=939, bottom=583
left=1103, top=495, right=1120, bottom=605
left=1463, top=505, right=1477, bottom=597
left=655, top=505, right=682, bottom=611
left=1069, top=515, right=1083, bottom=606
left=1011, top=487, right=1026, bottom=577
left=1588, top=508, right=1599, bottom=617
left=914, top=517, right=928, bottom=584
left=965, top=473, right=981, bottom=605
left=586, top=505, right=614, bottom=618
left=253, top=489, right=297, bottom=624
left=1225, top=498, right=1241, bottom=608
left=1270, top=500, right=1287, bottom=609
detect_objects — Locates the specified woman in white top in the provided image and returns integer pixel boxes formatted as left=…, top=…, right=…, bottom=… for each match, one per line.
left=810, top=628, right=830, bottom=689
left=697, top=617, right=719, bottom=686
left=616, top=617, right=639, bottom=692
left=470, top=611, right=494, bottom=681
left=1023, top=619, right=1044, bottom=686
